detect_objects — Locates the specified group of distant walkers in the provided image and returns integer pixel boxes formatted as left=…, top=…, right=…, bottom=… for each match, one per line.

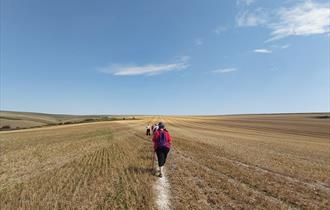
left=146, top=122, right=172, bottom=177
left=145, top=123, right=160, bottom=136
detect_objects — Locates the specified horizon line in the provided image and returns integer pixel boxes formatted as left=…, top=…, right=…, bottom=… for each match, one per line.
left=1, top=109, right=329, bottom=117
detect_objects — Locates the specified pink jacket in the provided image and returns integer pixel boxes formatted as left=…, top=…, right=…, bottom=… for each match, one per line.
left=152, top=129, right=172, bottom=150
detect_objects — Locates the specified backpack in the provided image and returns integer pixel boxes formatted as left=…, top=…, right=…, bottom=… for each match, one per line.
left=157, top=130, right=167, bottom=147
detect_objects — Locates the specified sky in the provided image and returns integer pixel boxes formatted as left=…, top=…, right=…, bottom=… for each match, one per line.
left=1, top=0, right=329, bottom=115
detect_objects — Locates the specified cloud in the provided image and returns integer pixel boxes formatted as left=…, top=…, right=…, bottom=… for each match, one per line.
left=194, top=38, right=203, bottom=46
left=280, top=44, right=290, bottom=49
left=212, top=68, right=237, bottom=74
left=254, top=48, right=272, bottom=53
left=236, top=1, right=330, bottom=41
left=98, top=56, right=189, bottom=76
left=237, top=0, right=256, bottom=6
left=214, top=26, right=227, bottom=34
left=179, top=55, right=190, bottom=63
left=267, top=1, right=330, bottom=41
left=271, top=44, right=290, bottom=49
left=236, top=9, right=268, bottom=27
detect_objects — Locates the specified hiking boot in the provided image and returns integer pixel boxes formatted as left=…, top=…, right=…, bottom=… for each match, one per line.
left=153, top=169, right=160, bottom=176
left=152, top=169, right=158, bottom=175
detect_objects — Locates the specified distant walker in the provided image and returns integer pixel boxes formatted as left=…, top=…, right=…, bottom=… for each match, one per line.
left=146, top=124, right=151, bottom=136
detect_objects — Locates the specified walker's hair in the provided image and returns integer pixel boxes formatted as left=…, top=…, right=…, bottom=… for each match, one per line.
left=158, top=122, right=165, bottom=129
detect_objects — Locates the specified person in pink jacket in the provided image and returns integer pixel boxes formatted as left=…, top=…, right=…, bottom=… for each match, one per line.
left=152, top=122, right=172, bottom=177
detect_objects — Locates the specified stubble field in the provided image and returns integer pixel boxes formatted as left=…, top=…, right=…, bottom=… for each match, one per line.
left=0, top=113, right=329, bottom=209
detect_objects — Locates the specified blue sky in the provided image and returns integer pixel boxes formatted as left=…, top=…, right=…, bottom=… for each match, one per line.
left=1, top=0, right=329, bottom=115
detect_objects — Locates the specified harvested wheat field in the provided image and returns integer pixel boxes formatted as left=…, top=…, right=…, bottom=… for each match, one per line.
left=0, top=113, right=329, bottom=209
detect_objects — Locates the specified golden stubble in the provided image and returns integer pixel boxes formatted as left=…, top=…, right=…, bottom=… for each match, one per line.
left=1, top=114, right=329, bottom=209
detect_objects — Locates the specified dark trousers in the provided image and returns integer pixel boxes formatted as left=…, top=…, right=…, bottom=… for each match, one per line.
left=146, top=129, right=151, bottom=135
left=155, top=146, right=170, bottom=167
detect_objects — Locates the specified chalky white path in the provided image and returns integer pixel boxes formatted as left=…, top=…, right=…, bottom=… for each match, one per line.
left=153, top=168, right=171, bottom=210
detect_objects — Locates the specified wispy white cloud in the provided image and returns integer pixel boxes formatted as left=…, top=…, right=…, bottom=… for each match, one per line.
left=98, top=56, right=189, bottom=76
left=214, top=26, right=227, bottom=34
left=236, top=1, right=330, bottom=41
left=254, top=48, right=272, bottom=53
left=271, top=44, right=290, bottom=49
left=236, top=0, right=256, bottom=6
left=280, top=44, right=290, bottom=49
left=194, top=38, right=203, bottom=46
left=236, top=9, right=268, bottom=27
left=179, top=55, right=190, bottom=63
left=212, top=68, right=237, bottom=74
left=267, top=1, right=330, bottom=41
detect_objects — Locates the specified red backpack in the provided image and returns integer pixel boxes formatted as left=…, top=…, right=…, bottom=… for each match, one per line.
left=157, top=130, right=167, bottom=147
